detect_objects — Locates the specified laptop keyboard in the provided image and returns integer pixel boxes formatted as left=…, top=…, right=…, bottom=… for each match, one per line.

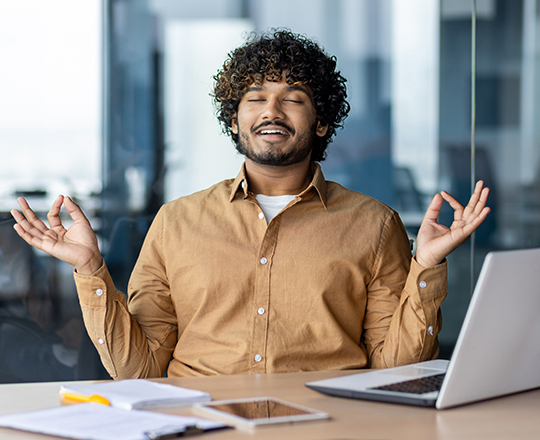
left=370, top=373, right=446, bottom=394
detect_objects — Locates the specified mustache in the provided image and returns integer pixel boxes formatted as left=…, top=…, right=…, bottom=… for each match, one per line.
left=252, top=120, right=295, bottom=136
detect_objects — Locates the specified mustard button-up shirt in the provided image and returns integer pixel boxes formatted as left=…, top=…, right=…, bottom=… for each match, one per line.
left=75, top=162, right=447, bottom=379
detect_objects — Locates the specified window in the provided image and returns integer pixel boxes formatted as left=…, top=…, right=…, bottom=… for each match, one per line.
left=2, top=0, right=539, bottom=382
left=0, top=0, right=103, bottom=382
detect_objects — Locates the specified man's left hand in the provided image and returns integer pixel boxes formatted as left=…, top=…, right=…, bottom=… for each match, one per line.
left=415, top=180, right=491, bottom=268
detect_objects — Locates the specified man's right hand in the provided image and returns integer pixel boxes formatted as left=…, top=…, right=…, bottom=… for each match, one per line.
left=11, top=195, right=102, bottom=275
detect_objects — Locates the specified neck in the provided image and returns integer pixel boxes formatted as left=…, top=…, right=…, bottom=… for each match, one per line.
left=244, top=157, right=313, bottom=196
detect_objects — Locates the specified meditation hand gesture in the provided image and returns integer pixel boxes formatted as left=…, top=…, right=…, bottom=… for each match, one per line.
left=415, top=181, right=491, bottom=268
left=11, top=195, right=102, bottom=275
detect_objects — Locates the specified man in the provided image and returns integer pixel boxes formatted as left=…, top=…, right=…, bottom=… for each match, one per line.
left=11, top=30, right=490, bottom=379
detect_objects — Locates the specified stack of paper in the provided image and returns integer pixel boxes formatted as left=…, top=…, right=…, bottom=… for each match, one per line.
left=59, top=379, right=212, bottom=410
left=0, top=380, right=228, bottom=439
left=0, top=403, right=228, bottom=440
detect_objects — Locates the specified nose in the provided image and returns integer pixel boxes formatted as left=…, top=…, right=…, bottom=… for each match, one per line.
left=261, top=96, right=285, bottom=120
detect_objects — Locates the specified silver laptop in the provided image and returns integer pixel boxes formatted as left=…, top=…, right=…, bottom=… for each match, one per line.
left=306, top=247, right=540, bottom=409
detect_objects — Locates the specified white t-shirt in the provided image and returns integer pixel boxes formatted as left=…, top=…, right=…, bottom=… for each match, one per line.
left=255, top=194, right=296, bottom=224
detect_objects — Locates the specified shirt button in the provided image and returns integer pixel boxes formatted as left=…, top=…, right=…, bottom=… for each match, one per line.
left=98, top=338, right=104, bottom=345
left=257, top=307, right=265, bottom=315
left=95, top=288, right=104, bottom=296
left=428, top=326, right=434, bottom=336
left=419, top=280, right=427, bottom=288
left=258, top=212, right=265, bottom=220
left=260, top=257, right=268, bottom=265
left=254, top=354, right=262, bottom=362
left=241, top=181, right=245, bottom=189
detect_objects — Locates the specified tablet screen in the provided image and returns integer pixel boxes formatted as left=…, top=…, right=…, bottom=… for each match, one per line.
left=203, top=399, right=314, bottom=419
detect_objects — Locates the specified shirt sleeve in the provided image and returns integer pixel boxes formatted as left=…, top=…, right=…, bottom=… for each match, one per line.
left=74, top=211, right=178, bottom=380
left=362, top=210, right=447, bottom=368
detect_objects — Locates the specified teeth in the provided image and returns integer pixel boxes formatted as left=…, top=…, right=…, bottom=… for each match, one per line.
left=260, top=130, right=287, bottom=135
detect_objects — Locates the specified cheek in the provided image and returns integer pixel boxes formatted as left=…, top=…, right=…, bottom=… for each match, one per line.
left=233, top=109, right=251, bottom=134
left=295, top=106, right=318, bottom=127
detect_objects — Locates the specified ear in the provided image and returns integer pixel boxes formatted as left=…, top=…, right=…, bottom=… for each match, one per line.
left=231, top=115, right=238, bottom=135
left=316, top=120, right=329, bottom=137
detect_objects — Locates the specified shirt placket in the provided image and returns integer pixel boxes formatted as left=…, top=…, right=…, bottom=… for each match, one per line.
left=249, top=204, right=280, bottom=374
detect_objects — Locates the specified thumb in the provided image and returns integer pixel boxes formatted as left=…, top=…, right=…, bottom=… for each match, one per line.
left=422, top=193, right=443, bottom=224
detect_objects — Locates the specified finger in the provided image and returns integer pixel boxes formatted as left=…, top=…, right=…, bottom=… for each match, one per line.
left=10, top=207, right=25, bottom=224
left=14, top=197, right=48, bottom=234
left=47, top=195, right=65, bottom=229
left=467, top=205, right=491, bottom=231
left=440, top=191, right=465, bottom=222
left=11, top=211, right=50, bottom=249
left=444, top=184, right=490, bottom=225
left=12, top=222, right=42, bottom=247
left=10, top=209, right=35, bottom=240
left=63, top=196, right=92, bottom=225
left=11, top=213, right=45, bottom=242
left=460, top=181, right=482, bottom=217
left=454, top=199, right=492, bottom=234
left=422, top=193, right=444, bottom=223
left=471, top=187, right=490, bottom=216
left=462, top=181, right=488, bottom=218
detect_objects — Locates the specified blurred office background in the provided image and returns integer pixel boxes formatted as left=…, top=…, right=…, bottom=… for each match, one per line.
left=0, top=0, right=539, bottom=382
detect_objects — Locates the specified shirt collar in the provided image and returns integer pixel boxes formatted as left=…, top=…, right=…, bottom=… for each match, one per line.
left=228, top=161, right=328, bottom=209
left=229, top=162, right=250, bottom=202
left=301, top=162, right=328, bottom=209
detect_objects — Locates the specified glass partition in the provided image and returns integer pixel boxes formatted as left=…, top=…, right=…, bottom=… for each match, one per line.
left=1, top=0, right=539, bottom=382
left=0, top=0, right=105, bottom=382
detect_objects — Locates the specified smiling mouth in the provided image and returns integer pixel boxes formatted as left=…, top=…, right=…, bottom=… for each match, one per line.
left=253, top=121, right=294, bottom=138
left=258, top=129, right=289, bottom=136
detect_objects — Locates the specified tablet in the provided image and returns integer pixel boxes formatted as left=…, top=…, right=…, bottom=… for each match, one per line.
left=192, top=396, right=330, bottom=428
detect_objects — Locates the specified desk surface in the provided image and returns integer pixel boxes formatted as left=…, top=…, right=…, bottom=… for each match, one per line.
left=1, top=370, right=540, bottom=440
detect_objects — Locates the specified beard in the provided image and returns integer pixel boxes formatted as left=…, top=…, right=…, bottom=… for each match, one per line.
left=235, top=121, right=316, bottom=167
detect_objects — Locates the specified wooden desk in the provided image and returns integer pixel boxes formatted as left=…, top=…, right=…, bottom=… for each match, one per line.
left=1, top=370, right=540, bottom=439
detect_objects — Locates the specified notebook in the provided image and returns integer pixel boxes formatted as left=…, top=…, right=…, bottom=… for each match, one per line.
left=59, top=379, right=211, bottom=410
left=306, top=247, right=540, bottom=409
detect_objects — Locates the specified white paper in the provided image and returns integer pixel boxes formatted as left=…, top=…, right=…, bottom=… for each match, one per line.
left=0, top=403, right=227, bottom=440
left=60, top=379, right=211, bottom=410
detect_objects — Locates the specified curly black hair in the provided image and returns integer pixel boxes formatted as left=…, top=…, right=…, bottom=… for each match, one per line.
left=212, top=29, right=350, bottom=162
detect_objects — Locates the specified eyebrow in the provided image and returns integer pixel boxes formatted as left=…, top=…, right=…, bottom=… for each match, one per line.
left=245, top=84, right=312, bottom=97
